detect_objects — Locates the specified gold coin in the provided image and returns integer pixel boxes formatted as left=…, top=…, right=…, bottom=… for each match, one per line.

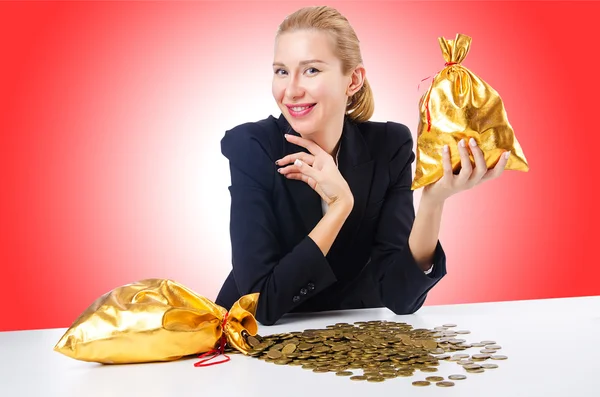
left=267, top=350, right=283, bottom=359
left=247, top=335, right=261, bottom=347
left=442, top=324, right=457, bottom=328
left=463, top=364, right=482, bottom=370
left=453, top=353, right=470, bottom=359
left=448, top=374, right=467, bottom=380
left=270, top=343, right=283, bottom=351
left=282, top=344, right=297, bottom=355
left=421, top=367, right=438, bottom=372
left=456, top=330, right=471, bottom=334
left=422, top=340, right=438, bottom=350
left=485, top=344, right=502, bottom=350
left=470, top=342, right=485, bottom=347
left=425, top=376, right=444, bottom=382
left=313, top=346, right=330, bottom=353
left=297, top=343, right=312, bottom=351
left=274, top=359, right=292, bottom=365
left=471, top=354, right=491, bottom=361
left=491, top=355, right=508, bottom=360
left=480, top=349, right=497, bottom=354
left=313, top=367, right=330, bottom=373
left=436, top=381, right=455, bottom=387
left=350, top=375, right=368, bottom=381
left=367, top=376, right=385, bottom=382
left=412, top=381, right=431, bottom=387
left=481, top=363, right=498, bottom=369
left=255, top=342, right=270, bottom=350
left=335, top=371, right=353, bottom=376
left=381, top=373, right=397, bottom=379
left=481, top=340, right=496, bottom=345
left=466, top=368, right=485, bottom=373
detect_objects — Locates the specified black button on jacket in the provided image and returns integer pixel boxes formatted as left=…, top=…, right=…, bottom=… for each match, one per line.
left=215, top=113, right=447, bottom=325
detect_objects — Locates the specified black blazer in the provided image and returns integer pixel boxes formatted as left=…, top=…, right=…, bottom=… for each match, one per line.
left=215, top=113, right=447, bottom=325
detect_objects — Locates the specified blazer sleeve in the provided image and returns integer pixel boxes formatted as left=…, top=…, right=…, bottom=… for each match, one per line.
left=366, top=122, right=447, bottom=315
left=221, top=125, right=338, bottom=326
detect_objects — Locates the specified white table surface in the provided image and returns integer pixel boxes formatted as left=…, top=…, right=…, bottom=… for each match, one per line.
left=2, top=296, right=599, bottom=397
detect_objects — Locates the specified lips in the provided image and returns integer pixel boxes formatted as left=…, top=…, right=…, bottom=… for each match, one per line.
left=286, top=103, right=316, bottom=118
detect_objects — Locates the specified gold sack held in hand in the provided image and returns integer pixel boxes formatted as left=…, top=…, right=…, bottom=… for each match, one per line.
left=53, top=278, right=260, bottom=364
left=412, top=33, right=529, bottom=190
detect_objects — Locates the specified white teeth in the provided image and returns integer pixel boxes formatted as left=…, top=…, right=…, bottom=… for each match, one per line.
left=290, top=105, right=313, bottom=112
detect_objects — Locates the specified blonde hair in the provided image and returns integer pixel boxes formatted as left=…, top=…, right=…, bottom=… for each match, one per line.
left=276, top=6, right=374, bottom=123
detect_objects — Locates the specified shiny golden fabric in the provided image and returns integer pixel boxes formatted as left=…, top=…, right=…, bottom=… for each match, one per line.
left=411, top=33, right=529, bottom=190
left=53, top=279, right=260, bottom=364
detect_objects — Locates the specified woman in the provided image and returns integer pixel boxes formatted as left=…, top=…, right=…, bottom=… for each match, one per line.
left=215, top=6, right=509, bottom=325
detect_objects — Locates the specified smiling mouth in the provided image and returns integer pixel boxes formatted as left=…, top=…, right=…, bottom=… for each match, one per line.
left=286, top=104, right=316, bottom=118
left=288, top=104, right=315, bottom=111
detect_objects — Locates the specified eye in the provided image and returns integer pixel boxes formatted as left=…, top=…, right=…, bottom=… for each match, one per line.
left=306, top=67, right=320, bottom=75
left=274, top=68, right=287, bottom=76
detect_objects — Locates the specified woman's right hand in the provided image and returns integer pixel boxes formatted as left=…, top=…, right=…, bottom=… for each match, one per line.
left=275, top=134, right=354, bottom=211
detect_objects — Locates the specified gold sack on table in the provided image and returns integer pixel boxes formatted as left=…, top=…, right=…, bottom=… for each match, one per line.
left=412, top=33, right=529, bottom=190
left=53, top=278, right=260, bottom=364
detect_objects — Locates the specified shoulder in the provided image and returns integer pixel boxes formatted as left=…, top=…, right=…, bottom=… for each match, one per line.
left=356, top=119, right=414, bottom=161
left=220, top=115, right=281, bottom=162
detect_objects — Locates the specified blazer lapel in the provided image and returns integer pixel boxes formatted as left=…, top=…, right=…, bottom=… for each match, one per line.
left=335, top=117, right=374, bottom=246
left=276, top=114, right=323, bottom=234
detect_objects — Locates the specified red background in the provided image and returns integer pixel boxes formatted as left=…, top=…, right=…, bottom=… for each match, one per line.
left=1, top=1, right=598, bottom=332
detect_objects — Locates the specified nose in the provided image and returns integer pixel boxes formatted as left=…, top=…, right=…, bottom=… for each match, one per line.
left=285, top=75, right=304, bottom=101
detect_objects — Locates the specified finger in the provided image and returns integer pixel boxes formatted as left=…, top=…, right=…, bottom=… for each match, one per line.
left=481, top=150, right=510, bottom=182
left=455, top=139, right=473, bottom=185
left=284, top=134, right=324, bottom=156
left=293, top=158, right=321, bottom=181
left=467, top=137, right=487, bottom=183
left=283, top=172, right=317, bottom=187
left=277, top=157, right=315, bottom=176
left=275, top=152, right=315, bottom=167
left=441, top=144, right=453, bottom=180
left=279, top=158, right=321, bottom=182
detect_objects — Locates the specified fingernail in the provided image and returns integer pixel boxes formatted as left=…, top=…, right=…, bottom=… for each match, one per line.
left=504, top=151, right=510, bottom=159
left=275, top=160, right=279, bottom=165
left=294, top=159, right=302, bottom=166
left=469, top=138, right=477, bottom=147
left=459, top=139, right=466, bottom=148
left=284, top=134, right=290, bottom=138
left=443, top=145, right=449, bottom=153
left=277, top=168, right=281, bottom=173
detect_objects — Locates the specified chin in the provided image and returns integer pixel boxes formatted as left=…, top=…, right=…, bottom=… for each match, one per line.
left=284, top=109, right=320, bottom=135
left=289, top=120, right=318, bottom=137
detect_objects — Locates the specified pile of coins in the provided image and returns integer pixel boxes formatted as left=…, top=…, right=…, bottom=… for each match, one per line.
left=228, top=320, right=507, bottom=387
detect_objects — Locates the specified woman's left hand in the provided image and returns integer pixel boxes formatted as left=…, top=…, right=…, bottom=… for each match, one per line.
left=422, top=137, right=510, bottom=204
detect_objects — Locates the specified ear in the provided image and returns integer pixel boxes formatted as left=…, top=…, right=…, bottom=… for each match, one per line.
left=346, top=64, right=366, bottom=96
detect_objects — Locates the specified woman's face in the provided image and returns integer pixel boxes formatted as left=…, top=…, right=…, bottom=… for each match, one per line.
left=272, top=29, right=351, bottom=137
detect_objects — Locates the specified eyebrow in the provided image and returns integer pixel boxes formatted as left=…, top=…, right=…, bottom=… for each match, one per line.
left=272, top=59, right=328, bottom=67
